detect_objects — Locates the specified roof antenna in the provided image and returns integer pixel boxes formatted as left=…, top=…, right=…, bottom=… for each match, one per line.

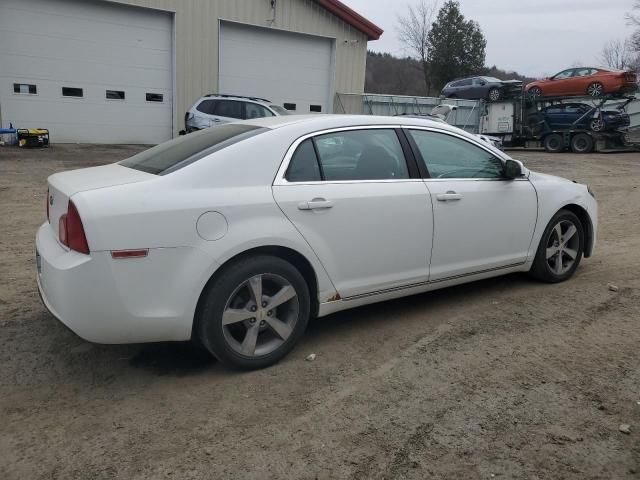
left=267, top=0, right=276, bottom=26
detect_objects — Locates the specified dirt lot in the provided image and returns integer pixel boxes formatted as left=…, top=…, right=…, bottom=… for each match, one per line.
left=1, top=144, right=639, bottom=479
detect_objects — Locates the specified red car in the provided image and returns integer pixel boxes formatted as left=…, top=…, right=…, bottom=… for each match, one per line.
left=526, top=67, right=637, bottom=98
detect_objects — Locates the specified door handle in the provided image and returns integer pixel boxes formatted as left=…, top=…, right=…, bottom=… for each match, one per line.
left=436, top=191, right=462, bottom=202
left=298, top=198, right=333, bottom=210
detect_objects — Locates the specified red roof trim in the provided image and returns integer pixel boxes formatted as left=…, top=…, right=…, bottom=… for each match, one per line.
left=315, top=0, right=383, bottom=40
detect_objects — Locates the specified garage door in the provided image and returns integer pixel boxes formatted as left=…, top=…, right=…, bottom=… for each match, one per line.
left=0, top=0, right=173, bottom=144
left=219, top=22, right=334, bottom=115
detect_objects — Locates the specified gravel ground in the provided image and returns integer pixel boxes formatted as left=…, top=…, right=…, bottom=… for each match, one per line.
left=0, top=144, right=639, bottom=479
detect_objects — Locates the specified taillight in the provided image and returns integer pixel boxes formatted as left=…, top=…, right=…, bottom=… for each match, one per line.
left=58, top=200, right=90, bottom=254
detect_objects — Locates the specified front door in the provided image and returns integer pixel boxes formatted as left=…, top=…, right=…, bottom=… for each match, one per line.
left=406, top=128, right=538, bottom=280
left=273, top=128, right=433, bottom=299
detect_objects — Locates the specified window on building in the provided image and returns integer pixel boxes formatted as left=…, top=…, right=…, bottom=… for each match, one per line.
left=146, top=93, right=164, bottom=102
left=310, top=105, right=322, bottom=113
left=13, top=83, right=37, bottom=95
left=106, top=90, right=125, bottom=100
left=284, top=103, right=297, bottom=111
left=62, top=87, right=84, bottom=98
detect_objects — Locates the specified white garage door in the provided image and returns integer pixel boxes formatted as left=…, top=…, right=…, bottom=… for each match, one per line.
left=219, top=22, right=335, bottom=115
left=0, top=0, right=173, bottom=144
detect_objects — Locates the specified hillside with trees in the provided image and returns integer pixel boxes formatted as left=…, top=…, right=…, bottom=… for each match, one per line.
left=365, top=1, right=538, bottom=97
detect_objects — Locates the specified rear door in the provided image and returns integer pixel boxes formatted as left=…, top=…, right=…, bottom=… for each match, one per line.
left=273, top=127, right=433, bottom=299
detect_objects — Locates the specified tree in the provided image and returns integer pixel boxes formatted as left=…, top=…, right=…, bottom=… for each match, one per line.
left=426, top=0, right=486, bottom=92
left=601, top=39, right=634, bottom=70
left=627, top=1, right=640, bottom=51
left=397, top=0, right=439, bottom=96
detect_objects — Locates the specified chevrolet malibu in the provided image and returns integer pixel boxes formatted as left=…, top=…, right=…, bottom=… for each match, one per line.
left=36, top=115, right=598, bottom=370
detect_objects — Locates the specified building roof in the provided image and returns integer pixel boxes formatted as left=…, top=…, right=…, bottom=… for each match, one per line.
left=315, top=0, right=383, bottom=40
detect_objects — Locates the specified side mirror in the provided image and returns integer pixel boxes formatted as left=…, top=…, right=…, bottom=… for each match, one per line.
left=504, top=159, right=524, bottom=179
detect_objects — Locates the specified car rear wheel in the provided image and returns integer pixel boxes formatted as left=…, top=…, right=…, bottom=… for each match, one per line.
left=587, top=82, right=604, bottom=97
left=528, top=87, right=543, bottom=98
left=571, top=133, right=594, bottom=153
left=488, top=88, right=501, bottom=101
left=543, top=133, right=564, bottom=153
left=197, top=255, right=310, bottom=370
left=529, top=210, right=584, bottom=283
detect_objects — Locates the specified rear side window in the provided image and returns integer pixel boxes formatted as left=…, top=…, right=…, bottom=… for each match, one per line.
left=214, top=100, right=243, bottom=119
left=315, top=129, right=409, bottom=181
left=119, top=124, right=267, bottom=175
left=286, top=139, right=321, bottom=182
left=196, top=100, right=217, bottom=115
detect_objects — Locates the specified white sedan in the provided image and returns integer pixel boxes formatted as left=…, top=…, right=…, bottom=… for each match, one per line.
left=36, top=115, right=597, bottom=369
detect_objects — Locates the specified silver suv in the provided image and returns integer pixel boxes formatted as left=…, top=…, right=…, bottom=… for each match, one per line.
left=185, top=94, right=289, bottom=132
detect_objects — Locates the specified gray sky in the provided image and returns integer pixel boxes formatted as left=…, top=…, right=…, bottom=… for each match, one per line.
left=342, top=0, right=634, bottom=77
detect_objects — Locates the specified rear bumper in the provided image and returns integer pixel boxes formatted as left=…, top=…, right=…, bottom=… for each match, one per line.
left=36, top=223, right=216, bottom=344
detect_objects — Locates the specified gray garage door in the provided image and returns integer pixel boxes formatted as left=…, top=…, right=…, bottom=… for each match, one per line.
left=219, top=22, right=335, bottom=115
left=0, top=0, right=173, bottom=144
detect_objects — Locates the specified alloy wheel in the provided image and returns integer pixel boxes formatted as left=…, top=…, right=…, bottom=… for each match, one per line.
left=529, top=87, right=542, bottom=98
left=221, top=273, right=299, bottom=357
left=587, top=83, right=603, bottom=97
left=590, top=118, right=604, bottom=132
left=489, top=89, right=501, bottom=101
left=546, top=220, right=580, bottom=275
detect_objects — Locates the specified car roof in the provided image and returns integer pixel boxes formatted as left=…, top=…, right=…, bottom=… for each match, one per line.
left=241, top=114, right=500, bottom=153
left=201, top=94, right=272, bottom=104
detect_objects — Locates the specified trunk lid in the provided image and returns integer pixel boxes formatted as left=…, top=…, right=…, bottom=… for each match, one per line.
left=47, top=163, right=155, bottom=240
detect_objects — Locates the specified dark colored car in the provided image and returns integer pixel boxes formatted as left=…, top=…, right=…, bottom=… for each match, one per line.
left=441, top=76, right=523, bottom=101
left=528, top=103, right=630, bottom=135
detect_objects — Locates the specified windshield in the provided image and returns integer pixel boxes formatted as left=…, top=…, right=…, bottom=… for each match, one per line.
left=269, top=105, right=291, bottom=115
left=119, top=124, right=267, bottom=175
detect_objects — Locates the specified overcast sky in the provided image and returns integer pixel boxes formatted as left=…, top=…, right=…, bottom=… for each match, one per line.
left=341, top=0, right=634, bottom=78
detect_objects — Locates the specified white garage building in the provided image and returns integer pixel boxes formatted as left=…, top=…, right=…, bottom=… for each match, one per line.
left=0, top=0, right=381, bottom=144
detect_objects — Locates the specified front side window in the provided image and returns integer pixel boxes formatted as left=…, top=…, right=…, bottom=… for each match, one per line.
left=553, top=69, right=575, bottom=80
left=314, top=129, right=409, bottom=181
left=245, top=102, right=274, bottom=119
left=409, top=130, right=504, bottom=179
left=214, top=100, right=243, bottom=119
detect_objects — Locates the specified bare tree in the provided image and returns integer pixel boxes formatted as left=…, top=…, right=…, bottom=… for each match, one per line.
left=397, top=0, right=438, bottom=96
left=626, top=1, right=640, bottom=51
left=601, top=39, right=633, bottom=70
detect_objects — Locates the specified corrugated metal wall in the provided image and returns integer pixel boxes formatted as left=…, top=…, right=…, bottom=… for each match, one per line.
left=106, top=0, right=368, bottom=135
left=335, top=93, right=482, bottom=133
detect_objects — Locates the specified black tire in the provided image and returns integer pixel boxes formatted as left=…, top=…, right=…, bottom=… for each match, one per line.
left=529, top=210, right=584, bottom=283
left=196, top=255, right=311, bottom=370
left=543, top=133, right=564, bottom=153
left=528, top=86, right=543, bottom=98
left=570, top=133, right=593, bottom=153
left=488, top=88, right=501, bottom=102
left=587, top=82, right=604, bottom=97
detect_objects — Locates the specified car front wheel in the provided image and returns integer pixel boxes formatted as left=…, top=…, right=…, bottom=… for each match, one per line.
left=488, top=88, right=501, bottom=101
left=197, top=255, right=311, bottom=370
left=529, top=210, right=584, bottom=283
